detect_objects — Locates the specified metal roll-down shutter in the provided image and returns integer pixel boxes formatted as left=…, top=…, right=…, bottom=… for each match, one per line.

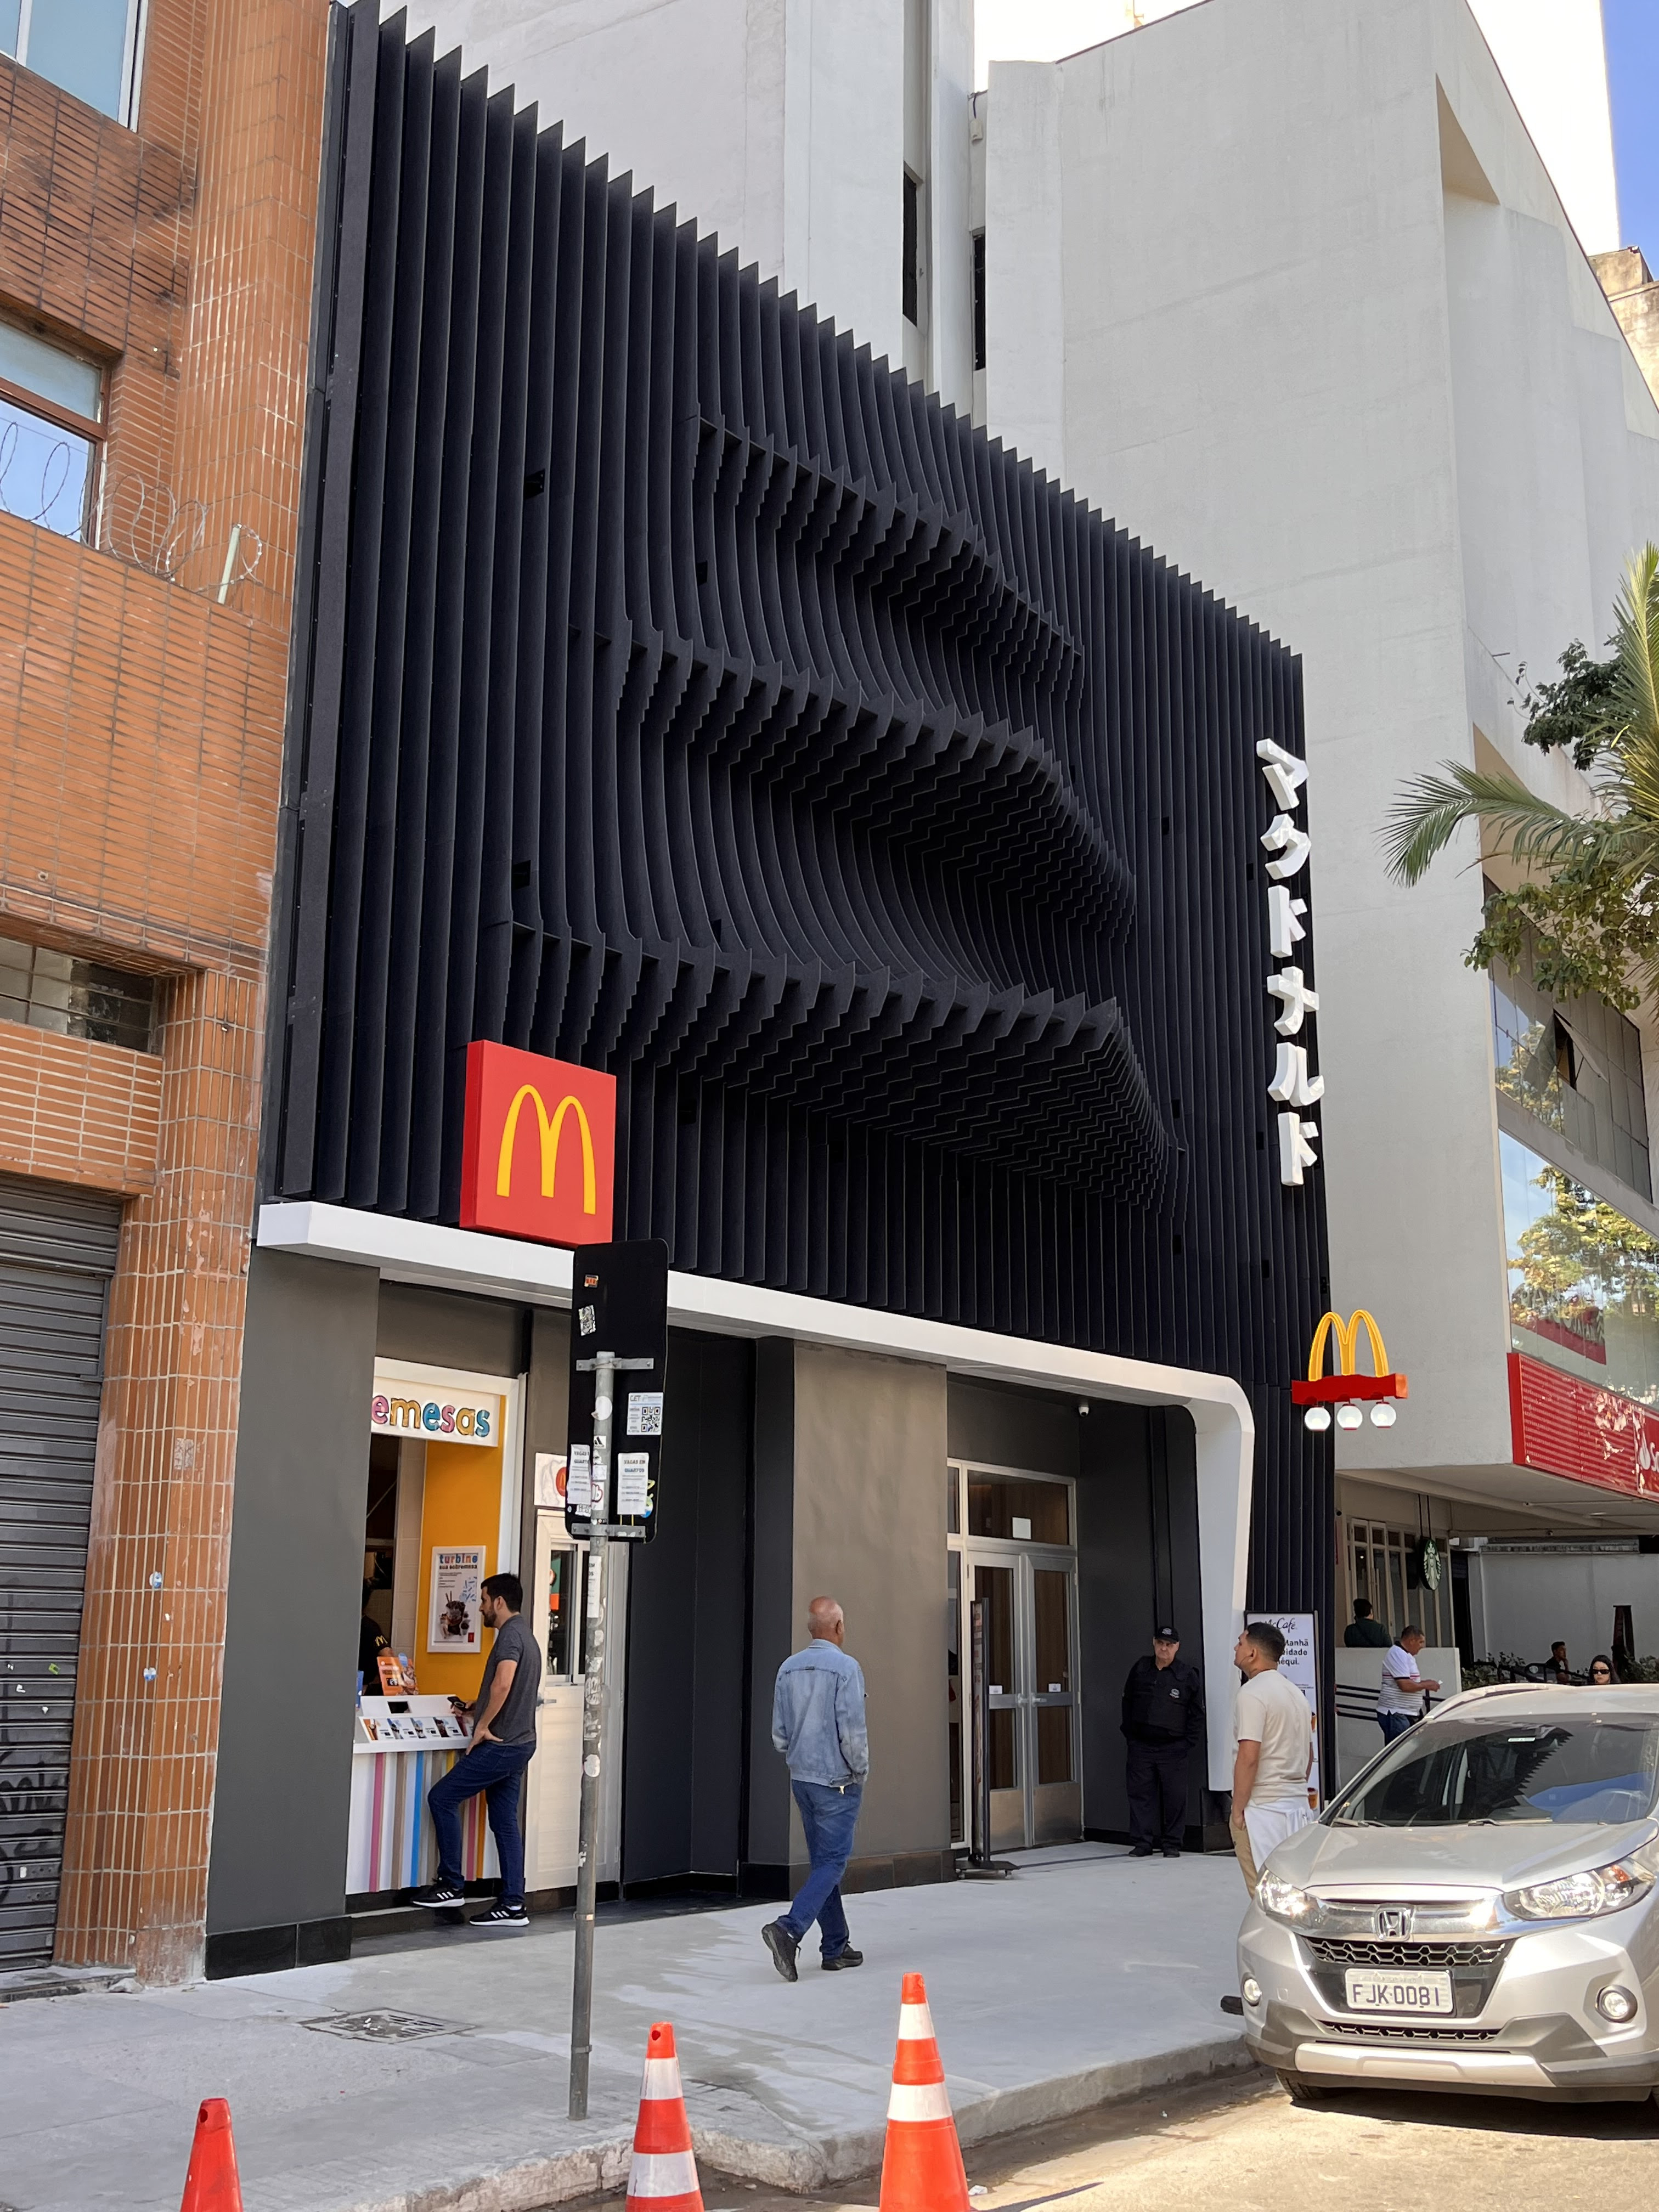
left=0, top=1173, right=122, bottom=1966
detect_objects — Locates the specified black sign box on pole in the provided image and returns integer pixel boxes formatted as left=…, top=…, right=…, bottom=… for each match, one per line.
left=565, top=1239, right=669, bottom=1541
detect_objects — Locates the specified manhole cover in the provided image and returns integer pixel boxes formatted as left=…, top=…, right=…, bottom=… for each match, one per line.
left=303, top=2010, right=465, bottom=2042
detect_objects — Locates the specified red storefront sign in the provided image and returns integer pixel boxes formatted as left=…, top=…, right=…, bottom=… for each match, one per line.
left=1508, top=1352, right=1659, bottom=1499
left=459, top=1042, right=616, bottom=1246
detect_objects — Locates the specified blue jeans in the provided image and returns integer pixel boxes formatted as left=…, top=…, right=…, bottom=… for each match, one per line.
left=1378, top=1710, right=1416, bottom=1745
left=427, top=1740, right=535, bottom=1904
left=780, top=1780, right=863, bottom=1957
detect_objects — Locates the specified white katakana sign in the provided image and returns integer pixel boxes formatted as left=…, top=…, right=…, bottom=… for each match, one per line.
left=1257, top=738, right=1321, bottom=1186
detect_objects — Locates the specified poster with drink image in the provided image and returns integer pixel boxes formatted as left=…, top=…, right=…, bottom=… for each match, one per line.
left=428, top=1545, right=487, bottom=1653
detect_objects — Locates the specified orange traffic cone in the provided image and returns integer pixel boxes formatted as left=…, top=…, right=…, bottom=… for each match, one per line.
left=625, top=2022, right=704, bottom=2212
left=878, top=1973, right=970, bottom=2212
left=179, top=2097, right=243, bottom=2211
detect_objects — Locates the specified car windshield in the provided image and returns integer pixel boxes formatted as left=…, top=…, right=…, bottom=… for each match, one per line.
left=1331, top=1713, right=1659, bottom=1827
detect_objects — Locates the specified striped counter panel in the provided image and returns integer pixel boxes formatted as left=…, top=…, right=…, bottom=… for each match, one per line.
left=347, top=1750, right=500, bottom=1896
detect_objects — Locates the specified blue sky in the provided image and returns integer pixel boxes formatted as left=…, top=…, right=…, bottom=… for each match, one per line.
left=1605, top=0, right=1659, bottom=255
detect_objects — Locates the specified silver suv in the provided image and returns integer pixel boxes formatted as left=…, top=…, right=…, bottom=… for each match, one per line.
left=1237, top=1684, right=1659, bottom=2103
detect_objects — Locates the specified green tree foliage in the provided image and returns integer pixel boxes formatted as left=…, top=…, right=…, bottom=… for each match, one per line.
left=1383, top=546, right=1659, bottom=1011
left=1519, top=639, right=1620, bottom=772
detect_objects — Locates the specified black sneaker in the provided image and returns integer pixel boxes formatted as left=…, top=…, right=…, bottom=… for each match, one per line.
left=469, top=1901, right=529, bottom=1931
left=762, top=1921, right=800, bottom=1982
left=822, top=1946, right=864, bottom=1971
left=410, top=1878, right=465, bottom=1908
left=1130, top=1844, right=1155, bottom=1858
left=1161, top=1847, right=1181, bottom=1859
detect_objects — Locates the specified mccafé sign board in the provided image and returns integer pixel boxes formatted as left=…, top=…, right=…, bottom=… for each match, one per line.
left=460, top=1041, right=616, bottom=1246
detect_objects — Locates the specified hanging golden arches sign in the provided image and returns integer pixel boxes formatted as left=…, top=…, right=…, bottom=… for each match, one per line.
left=1291, top=1308, right=1408, bottom=1434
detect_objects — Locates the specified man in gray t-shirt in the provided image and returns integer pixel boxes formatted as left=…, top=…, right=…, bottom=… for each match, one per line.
left=412, top=1572, right=542, bottom=1929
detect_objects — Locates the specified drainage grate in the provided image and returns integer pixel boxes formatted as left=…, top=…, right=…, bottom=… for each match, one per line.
left=303, top=2010, right=466, bottom=2042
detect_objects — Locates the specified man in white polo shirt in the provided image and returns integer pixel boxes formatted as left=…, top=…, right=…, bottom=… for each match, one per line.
left=1378, top=1623, right=1440, bottom=1745
left=1229, top=1618, right=1314, bottom=1896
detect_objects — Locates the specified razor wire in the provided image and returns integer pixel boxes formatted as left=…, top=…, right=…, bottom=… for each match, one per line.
left=0, top=424, right=264, bottom=606
left=98, top=471, right=265, bottom=605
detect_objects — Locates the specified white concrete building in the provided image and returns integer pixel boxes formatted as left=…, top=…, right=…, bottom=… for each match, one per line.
left=391, top=0, right=976, bottom=410
left=974, top=0, right=1622, bottom=255
left=978, top=0, right=1659, bottom=1662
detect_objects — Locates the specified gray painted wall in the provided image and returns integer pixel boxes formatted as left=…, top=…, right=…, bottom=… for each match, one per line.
left=376, top=1280, right=526, bottom=1376
left=949, top=1378, right=1080, bottom=1477
left=789, top=1344, right=951, bottom=1860
left=207, top=1250, right=379, bottom=1937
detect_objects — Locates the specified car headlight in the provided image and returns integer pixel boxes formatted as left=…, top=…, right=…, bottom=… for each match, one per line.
left=1504, top=1859, right=1654, bottom=1921
left=1257, top=1874, right=1319, bottom=1924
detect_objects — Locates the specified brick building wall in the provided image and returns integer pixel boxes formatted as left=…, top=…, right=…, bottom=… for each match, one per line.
left=0, top=1025, right=161, bottom=1193
left=0, top=0, right=327, bottom=1979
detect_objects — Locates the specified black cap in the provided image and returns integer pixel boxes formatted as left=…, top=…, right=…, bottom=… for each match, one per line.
left=1154, top=1624, right=1180, bottom=1641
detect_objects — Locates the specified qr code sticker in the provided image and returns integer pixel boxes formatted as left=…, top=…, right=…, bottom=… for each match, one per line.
left=627, top=1392, right=664, bottom=1437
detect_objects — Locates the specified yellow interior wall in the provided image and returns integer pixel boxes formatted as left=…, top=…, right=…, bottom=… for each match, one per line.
left=412, top=1435, right=506, bottom=1699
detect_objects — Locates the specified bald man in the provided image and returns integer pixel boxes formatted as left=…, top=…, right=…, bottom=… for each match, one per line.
left=763, top=1596, right=869, bottom=1979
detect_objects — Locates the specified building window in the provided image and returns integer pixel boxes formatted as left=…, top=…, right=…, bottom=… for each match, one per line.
left=973, top=230, right=986, bottom=372
left=902, top=170, right=921, bottom=328
left=1, top=0, right=146, bottom=126
left=1501, top=1130, right=1659, bottom=1402
left=0, top=935, right=157, bottom=1053
left=1488, top=892, right=1651, bottom=1201
left=1346, top=1521, right=1450, bottom=1647
left=0, top=319, right=106, bottom=543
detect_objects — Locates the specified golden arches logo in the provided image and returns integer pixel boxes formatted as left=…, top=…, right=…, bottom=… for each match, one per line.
left=1294, top=1309, right=1406, bottom=1423
left=496, top=1086, right=598, bottom=1214
left=1306, top=1308, right=1389, bottom=1381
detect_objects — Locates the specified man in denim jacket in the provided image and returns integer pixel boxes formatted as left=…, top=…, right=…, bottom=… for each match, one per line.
left=762, top=1595, right=868, bottom=1978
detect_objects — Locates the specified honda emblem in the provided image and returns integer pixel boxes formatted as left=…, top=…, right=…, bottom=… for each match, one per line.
left=1376, top=1907, right=1407, bottom=1938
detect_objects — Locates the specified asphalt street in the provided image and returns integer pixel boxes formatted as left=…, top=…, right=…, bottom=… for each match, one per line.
left=671, top=2069, right=1659, bottom=2212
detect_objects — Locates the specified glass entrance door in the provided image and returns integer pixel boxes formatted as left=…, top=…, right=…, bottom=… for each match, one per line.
left=967, top=1548, right=1081, bottom=1850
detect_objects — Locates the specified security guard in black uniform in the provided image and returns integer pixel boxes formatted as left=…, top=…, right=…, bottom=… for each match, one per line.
left=1120, top=1624, right=1205, bottom=1855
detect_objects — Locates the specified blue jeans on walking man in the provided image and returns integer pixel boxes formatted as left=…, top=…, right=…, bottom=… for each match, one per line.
left=779, top=1779, right=862, bottom=1959
left=1377, top=1709, right=1417, bottom=1746
left=427, top=1740, right=536, bottom=1904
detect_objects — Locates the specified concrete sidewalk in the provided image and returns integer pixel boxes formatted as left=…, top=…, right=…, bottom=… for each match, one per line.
left=0, top=1846, right=1253, bottom=2212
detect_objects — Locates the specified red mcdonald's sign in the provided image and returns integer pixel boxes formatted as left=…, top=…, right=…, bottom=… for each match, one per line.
left=459, top=1042, right=616, bottom=1247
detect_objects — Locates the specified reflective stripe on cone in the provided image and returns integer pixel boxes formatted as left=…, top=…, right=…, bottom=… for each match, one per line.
left=878, top=1974, right=970, bottom=2212
left=626, top=2022, right=704, bottom=2212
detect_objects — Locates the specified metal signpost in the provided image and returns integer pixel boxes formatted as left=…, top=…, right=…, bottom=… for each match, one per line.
left=565, top=1239, right=668, bottom=2121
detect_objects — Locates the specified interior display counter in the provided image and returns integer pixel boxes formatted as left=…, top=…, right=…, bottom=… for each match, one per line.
left=347, top=1695, right=498, bottom=1896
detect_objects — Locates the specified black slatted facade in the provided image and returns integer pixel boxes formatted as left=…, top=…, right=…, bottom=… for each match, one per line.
left=269, top=3, right=1333, bottom=1628
left=0, top=1172, right=120, bottom=1965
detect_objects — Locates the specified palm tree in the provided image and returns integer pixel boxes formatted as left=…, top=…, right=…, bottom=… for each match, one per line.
left=1381, top=545, right=1659, bottom=1010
